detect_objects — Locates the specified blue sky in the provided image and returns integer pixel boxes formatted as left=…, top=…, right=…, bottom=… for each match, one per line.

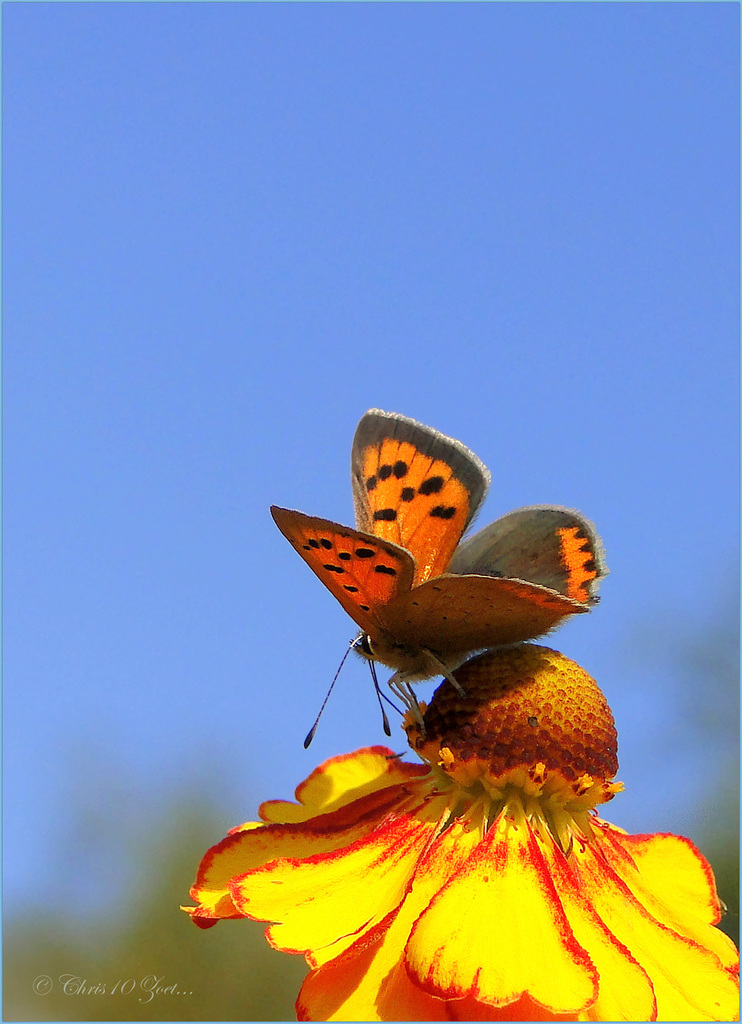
left=4, top=2, right=738, bottom=917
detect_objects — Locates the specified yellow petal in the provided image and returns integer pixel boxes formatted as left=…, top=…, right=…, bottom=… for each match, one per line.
left=406, top=805, right=597, bottom=1014
left=541, top=837, right=657, bottom=1021
left=261, top=746, right=426, bottom=824
left=232, top=808, right=437, bottom=963
left=296, top=818, right=481, bottom=1021
left=188, top=784, right=408, bottom=923
left=298, top=942, right=449, bottom=1022
left=600, top=828, right=739, bottom=971
left=571, top=836, right=739, bottom=1022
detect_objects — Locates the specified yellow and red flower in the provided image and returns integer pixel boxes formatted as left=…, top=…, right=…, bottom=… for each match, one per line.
left=184, top=644, right=739, bottom=1021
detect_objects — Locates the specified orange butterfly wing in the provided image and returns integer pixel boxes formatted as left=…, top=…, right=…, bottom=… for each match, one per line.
left=270, top=506, right=414, bottom=635
left=381, top=574, right=588, bottom=661
left=351, top=410, right=490, bottom=584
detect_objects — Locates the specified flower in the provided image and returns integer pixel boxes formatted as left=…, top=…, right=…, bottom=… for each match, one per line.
left=184, top=644, right=739, bottom=1021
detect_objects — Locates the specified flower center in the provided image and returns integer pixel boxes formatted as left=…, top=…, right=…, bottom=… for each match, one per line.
left=405, top=645, right=623, bottom=838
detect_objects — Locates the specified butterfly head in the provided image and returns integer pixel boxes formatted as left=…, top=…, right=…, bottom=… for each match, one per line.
left=351, top=628, right=459, bottom=685
left=352, top=632, right=373, bottom=659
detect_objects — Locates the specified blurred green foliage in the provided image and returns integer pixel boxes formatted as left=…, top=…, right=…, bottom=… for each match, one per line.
left=699, top=770, right=739, bottom=949
left=3, top=802, right=307, bottom=1021
left=670, top=588, right=739, bottom=947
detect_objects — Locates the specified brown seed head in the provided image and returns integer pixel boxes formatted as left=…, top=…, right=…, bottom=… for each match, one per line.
left=406, top=644, right=619, bottom=802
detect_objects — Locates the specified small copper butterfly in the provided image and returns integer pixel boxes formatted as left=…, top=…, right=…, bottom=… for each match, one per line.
left=271, top=409, right=606, bottom=704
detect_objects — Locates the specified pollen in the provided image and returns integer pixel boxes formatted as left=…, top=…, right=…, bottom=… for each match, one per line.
left=405, top=644, right=621, bottom=807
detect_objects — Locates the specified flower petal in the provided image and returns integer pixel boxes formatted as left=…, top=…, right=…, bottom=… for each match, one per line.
left=571, top=834, right=739, bottom=1021
left=187, top=784, right=410, bottom=925
left=599, top=827, right=739, bottom=971
left=295, top=818, right=483, bottom=1021
left=261, top=747, right=427, bottom=824
left=406, top=805, right=597, bottom=1014
left=297, top=933, right=450, bottom=1022
left=448, top=992, right=578, bottom=1020
left=540, top=836, right=657, bottom=1021
left=232, top=804, right=439, bottom=965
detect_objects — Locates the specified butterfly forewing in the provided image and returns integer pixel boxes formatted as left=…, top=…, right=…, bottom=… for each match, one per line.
left=449, top=506, right=607, bottom=605
left=351, top=410, right=491, bottom=585
left=270, top=506, right=415, bottom=634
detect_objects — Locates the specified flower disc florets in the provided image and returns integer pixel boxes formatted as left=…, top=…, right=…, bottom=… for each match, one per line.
left=406, top=644, right=621, bottom=813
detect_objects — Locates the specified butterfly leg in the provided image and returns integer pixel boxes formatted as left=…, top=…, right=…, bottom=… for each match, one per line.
left=425, top=651, right=466, bottom=697
left=387, top=673, right=426, bottom=733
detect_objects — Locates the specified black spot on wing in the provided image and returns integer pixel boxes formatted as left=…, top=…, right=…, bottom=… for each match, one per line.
left=418, top=476, right=444, bottom=495
left=430, top=505, right=456, bottom=520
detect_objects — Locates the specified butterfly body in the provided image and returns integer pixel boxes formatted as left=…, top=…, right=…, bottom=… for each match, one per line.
left=272, top=409, right=606, bottom=692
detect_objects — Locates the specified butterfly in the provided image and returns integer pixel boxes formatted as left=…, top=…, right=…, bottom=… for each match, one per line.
left=271, top=409, right=606, bottom=710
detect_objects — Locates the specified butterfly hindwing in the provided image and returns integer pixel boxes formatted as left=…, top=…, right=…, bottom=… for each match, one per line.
left=382, top=573, right=588, bottom=658
left=270, top=506, right=415, bottom=634
left=351, top=409, right=491, bottom=585
left=448, top=505, right=607, bottom=605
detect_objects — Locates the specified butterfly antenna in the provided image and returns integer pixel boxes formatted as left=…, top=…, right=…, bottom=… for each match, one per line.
left=303, top=640, right=356, bottom=749
left=367, top=658, right=393, bottom=736
left=369, top=661, right=403, bottom=716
